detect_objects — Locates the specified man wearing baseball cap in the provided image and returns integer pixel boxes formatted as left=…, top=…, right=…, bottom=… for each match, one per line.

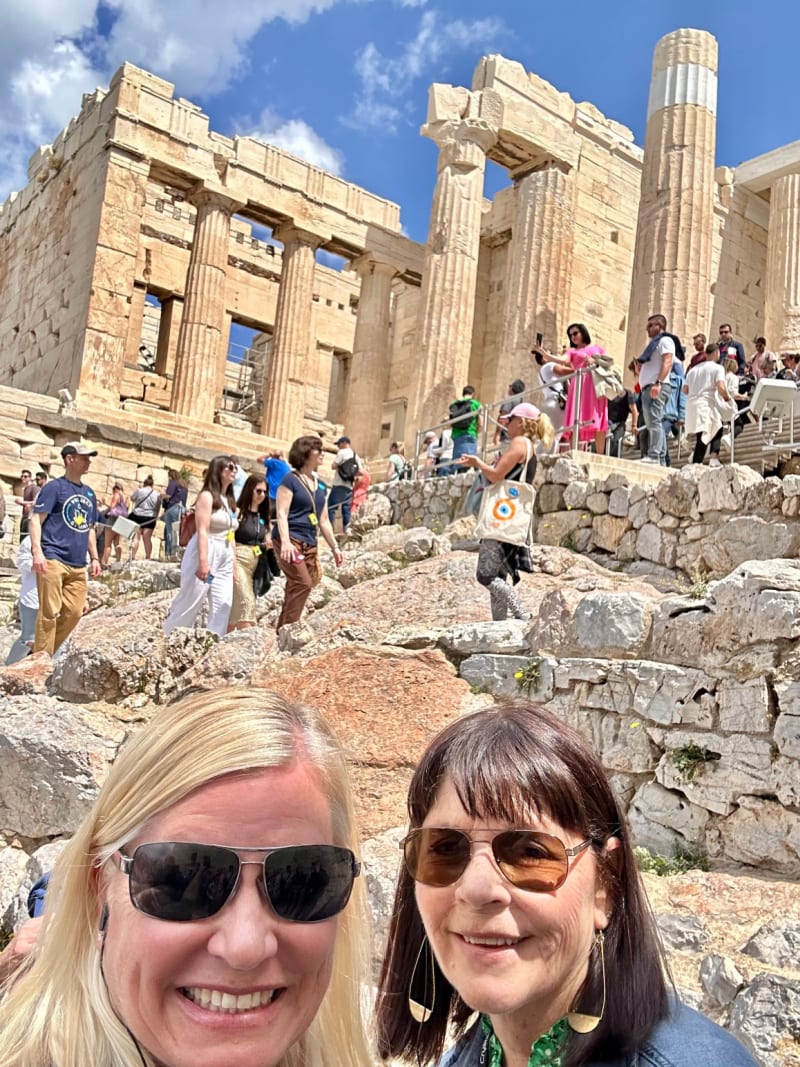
left=328, top=435, right=362, bottom=533
left=29, top=441, right=101, bottom=655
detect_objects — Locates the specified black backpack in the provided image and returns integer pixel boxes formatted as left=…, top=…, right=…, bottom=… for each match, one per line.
left=338, top=455, right=359, bottom=483
left=665, top=332, right=686, bottom=363
left=449, top=398, right=475, bottom=429
left=399, top=461, right=413, bottom=481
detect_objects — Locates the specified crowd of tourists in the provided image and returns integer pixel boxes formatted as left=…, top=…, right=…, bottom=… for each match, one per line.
left=420, top=319, right=793, bottom=476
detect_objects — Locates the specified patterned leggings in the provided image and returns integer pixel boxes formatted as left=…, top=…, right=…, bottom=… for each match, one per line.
left=476, top=539, right=528, bottom=622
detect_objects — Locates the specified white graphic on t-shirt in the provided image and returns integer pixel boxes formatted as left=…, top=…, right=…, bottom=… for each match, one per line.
left=62, top=494, right=93, bottom=532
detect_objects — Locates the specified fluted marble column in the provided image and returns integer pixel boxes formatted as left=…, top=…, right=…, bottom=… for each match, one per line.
left=765, top=171, right=800, bottom=352
left=626, top=29, right=718, bottom=363
left=341, top=253, right=397, bottom=457
left=410, top=118, right=498, bottom=435
left=494, top=160, right=576, bottom=400
left=171, top=188, right=237, bottom=420
left=260, top=224, right=324, bottom=439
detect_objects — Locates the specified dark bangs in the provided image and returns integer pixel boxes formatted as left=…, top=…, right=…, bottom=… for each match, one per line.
left=408, top=704, right=618, bottom=842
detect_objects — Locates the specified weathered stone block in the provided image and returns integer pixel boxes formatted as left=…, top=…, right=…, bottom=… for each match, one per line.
left=585, top=491, right=609, bottom=514
left=591, top=513, right=631, bottom=553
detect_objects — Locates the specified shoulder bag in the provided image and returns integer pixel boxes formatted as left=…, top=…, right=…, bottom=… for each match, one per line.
left=473, top=440, right=535, bottom=546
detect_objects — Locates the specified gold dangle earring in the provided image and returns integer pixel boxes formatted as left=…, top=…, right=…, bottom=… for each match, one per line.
left=408, top=935, right=436, bottom=1024
left=567, top=930, right=606, bottom=1034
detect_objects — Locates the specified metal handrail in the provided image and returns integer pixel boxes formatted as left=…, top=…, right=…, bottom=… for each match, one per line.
left=413, top=365, right=597, bottom=478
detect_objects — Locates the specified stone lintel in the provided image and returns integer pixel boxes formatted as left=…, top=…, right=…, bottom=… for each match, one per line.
left=184, top=181, right=244, bottom=214
left=509, top=157, right=570, bottom=183
left=735, top=140, right=800, bottom=194
left=349, top=251, right=398, bottom=278
left=272, top=222, right=327, bottom=249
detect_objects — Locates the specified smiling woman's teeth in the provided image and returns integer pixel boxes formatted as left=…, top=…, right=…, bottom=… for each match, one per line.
left=462, top=936, right=520, bottom=946
left=183, top=988, right=278, bottom=1012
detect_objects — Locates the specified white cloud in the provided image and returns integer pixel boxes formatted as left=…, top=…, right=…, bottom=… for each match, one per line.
left=249, top=110, right=344, bottom=175
left=101, top=0, right=350, bottom=98
left=0, top=0, right=355, bottom=202
left=345, top=8, right=505, bottom=132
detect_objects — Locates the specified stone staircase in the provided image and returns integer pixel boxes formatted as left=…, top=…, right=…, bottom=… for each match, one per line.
left=600, top=414, right=800, bottom=476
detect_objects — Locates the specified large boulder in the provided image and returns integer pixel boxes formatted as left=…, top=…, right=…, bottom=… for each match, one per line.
left=48, top=595, right=217, bottom=704
left=0, top=696, right=123, bottom=838
left=251, top=644, right=482, bottom=836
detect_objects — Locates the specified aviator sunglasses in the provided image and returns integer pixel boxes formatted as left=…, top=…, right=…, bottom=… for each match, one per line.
left=112, top=841, right=360, bottom=923
left=401, top=827, right=593, bottom=892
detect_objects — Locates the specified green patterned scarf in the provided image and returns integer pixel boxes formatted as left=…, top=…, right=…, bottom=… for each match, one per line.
left=479, top=1014, right=568, bottom=1067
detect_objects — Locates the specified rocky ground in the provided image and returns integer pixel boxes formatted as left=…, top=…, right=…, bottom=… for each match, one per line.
left=0, top=512, right=798, bottom=1064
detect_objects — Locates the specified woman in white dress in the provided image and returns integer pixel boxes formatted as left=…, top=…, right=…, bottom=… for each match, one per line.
left=684, top=345, right=732, bottom=464
left=163, top=455, right=239, bottom=636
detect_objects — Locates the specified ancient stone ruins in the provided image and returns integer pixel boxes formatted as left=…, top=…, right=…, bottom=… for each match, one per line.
left=1, top=466, right=800, bottom=1063
left=1, top=25, right=800, bottom=479
left=1, top=25, right=800, bottom=1064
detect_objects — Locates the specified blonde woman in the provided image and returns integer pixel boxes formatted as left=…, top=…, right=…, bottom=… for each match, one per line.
left=459, top=402, right=554, bottom=621
left=0, top=688, right=373, bottom=1067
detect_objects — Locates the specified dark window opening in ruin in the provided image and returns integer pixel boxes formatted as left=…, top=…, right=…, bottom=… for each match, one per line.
left=139, top=293, right=161, bottom=371
left=223, top=320, right=271, bottom=425
left=232, top=215, right=278, bottom=257
left=326, top=349, right=350, bottom=423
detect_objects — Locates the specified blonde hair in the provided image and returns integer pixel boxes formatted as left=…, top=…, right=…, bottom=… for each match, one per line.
left=0, top=688, right=373, bottom=1067
left=521, top=411, right=555, bottom=452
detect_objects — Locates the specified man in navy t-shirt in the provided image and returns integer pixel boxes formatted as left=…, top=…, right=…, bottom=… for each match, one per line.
left=29, top=442, right=101, bottom=655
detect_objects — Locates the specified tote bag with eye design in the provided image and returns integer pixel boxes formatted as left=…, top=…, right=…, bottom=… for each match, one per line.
left=474, top=440, right=536, bottom=546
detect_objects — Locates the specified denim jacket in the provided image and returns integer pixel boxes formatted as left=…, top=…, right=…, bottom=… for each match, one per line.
left=436, top=1003, right=758, bottom=1067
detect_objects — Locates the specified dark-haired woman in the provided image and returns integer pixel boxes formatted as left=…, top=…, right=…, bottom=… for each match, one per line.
left=228, top=474, right=270, bottom=631
left=161, top=467, right=188, bottom=560
left=163, top=455, right=238, bottom=636
left=273, top=435, right=342, bottom=630
left=129, top=474, right=160, bottom=559
left=378, top=702, right=757, bottom=1067
left=534, top=323, right=608, bottom=455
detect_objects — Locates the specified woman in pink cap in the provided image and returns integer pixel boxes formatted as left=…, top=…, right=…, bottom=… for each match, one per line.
left=459, top=403, right=554, bottom=621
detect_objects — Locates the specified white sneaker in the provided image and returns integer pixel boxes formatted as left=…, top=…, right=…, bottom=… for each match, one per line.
left=709, top=458, right=721, bottom=467
left=639, top=456, right=660, bottom=464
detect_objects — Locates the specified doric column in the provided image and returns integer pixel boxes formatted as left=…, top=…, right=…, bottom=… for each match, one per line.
left=494, top=161, right=576, bottom=401
left=340, top=253, right=397, bottom=457
left=260, top=224, right=324, bottom=439
left=155, top=295, right=184, bottom=376
left=409, top=118, right=497, bottom=435
left=171, top=187, right=237, bottom=421
left=626, top=29, right=718, bottom=363
left=765, top=171, right=800, bottom=352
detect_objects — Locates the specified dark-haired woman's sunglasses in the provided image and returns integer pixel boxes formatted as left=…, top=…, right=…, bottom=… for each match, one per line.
left=223, top=462, right=237, bottom=472
left=113, top=841, right=360, bottom=923
left=401, top=827, right=592, bottom=892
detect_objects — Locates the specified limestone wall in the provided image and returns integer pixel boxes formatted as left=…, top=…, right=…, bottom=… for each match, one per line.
left=0, top=90, right=108, bottom=397
left=532, top=456, right=800, bottom=577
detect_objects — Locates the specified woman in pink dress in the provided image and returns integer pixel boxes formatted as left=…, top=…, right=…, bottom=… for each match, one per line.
left=533, top=323, right=608, bottom=455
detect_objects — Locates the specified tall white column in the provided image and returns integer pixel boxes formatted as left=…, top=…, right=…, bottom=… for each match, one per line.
left=409, top=118, right=497, bottom=436
left=172, top=187, right=237, bottom=420
left=765, top=171, right=800, bottom=352
left=341, top=253, right=396, bottom=457
left=626, top=29, right=718, bottom=362
left=260, top=224, right=323, bottom=440
left=493, top=160, right=576, bottom=401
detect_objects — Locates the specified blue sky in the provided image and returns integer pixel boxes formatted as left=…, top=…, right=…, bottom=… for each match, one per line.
left=0, top=0, right=797, bottom=245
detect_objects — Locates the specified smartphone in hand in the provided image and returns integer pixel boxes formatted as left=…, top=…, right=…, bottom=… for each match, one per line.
left=205, top=573, right=215, bottom=584
left=536, top=331, right=543, bottom=346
